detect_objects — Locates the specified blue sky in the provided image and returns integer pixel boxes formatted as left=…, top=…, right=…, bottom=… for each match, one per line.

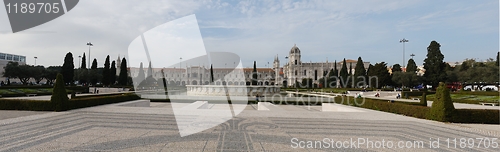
left=0, top=0, right=497, bottom=68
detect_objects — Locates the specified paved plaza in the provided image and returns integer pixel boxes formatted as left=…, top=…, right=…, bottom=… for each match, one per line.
left=0, top=98, right=499, bottom=152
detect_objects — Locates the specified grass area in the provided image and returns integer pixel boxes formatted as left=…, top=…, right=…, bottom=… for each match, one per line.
left=426, top=94, right=499, bottom=104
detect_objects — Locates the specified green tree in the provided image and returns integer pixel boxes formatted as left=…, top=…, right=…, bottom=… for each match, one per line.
left=428, top=82, right=455, bottom=122
left=301, top=78, right=313, bottom=88
left=147, top=61, right=153, bottom=77
left=91, top=59, right=97, bottom=69
left=110, top=61, right=117, bottom=85
left=102, top=55, right=111, bottom=86
left=61, top=52, right=74, bottom=85
left=406, top=58, right=418, bottom=73
left=136, top=62, right=146, bottom=84
left=210, top=64, right=214, bottom=83
left=392, top=64, right=402, bottom=73
left=368, top=62, right=391, bottom=88
left=81, top=53, right=86, bottom=69
left=354, top=57, right=366, bottom=88
left=423, top=41, right=447, bottom=88
left=333, top=60, right=338, bottom=78
left=44, top=66, right=61, bottom=84
left=339, top=58, right=349, bottom=88
left=392, top=71, right=419, bottom=88
left=497, top=52, right=499, bottom=66
left=32, top=66, right=45, bottom=84
left=118, top=58, right=128, bottom=85
left=252, top=61, right=257, bottom=85
left=90, top=59, right=99, bottom=85
left=51, top=73, right=68, bottom=111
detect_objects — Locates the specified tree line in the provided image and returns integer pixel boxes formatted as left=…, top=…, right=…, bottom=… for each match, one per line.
left=2, top=52, right=132, bottom=86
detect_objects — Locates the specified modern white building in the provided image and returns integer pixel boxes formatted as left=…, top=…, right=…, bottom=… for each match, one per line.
left=0, top=52, right=26, bottom=82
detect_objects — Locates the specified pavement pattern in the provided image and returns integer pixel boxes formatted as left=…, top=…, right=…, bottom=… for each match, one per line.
left=0, top=100, right=499, bottom=152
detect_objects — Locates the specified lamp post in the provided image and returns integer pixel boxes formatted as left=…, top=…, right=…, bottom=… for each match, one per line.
left=399, top=38, right=409, bottom=68
left=285, top=56, right=289, bottom=87
left=86, top=42, right=93, bottom=69
left=410, top=54, right=415, bottom=59
left=34, top=57, right=37, bottom=66
left=78, top=55, right=81, bottom=68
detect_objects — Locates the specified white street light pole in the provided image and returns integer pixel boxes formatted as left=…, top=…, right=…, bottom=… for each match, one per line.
left=400, top=38, right=409, bottom=68
left=86, top=42, right=93, bottom=69
left=78, top=55, right=81, bottom=68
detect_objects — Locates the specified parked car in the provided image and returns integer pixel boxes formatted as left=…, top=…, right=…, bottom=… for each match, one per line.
left=481, top=85, right=498, bottom=91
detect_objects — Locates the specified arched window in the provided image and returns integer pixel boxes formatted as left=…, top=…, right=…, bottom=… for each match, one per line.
left=295, top=60, right=297, bottom=65
left=295, top=70, right=297, bottom=75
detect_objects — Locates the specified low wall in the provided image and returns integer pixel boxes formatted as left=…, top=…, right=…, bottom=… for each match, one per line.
left=186, top=85, right=280, bottom=96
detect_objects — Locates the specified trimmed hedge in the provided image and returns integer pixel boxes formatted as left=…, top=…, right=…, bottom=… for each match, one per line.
left=402, top=91, right=436, bottom=97
left=452, top=91, right=499, bottom=96
left=0, top=93, right=140, bottom=111
left=67, top=93, right=140, bottom=110
left=0, top=100, right=53, bottom=111
left=451, top=109, right=499, bottom=124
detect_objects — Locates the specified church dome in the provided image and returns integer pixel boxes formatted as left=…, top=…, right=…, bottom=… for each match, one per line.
left=290, top=44, right=300, bottom=54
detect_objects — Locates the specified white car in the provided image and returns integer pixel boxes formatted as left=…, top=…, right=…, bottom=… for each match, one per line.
left=481, top=85, right=498, bottom=91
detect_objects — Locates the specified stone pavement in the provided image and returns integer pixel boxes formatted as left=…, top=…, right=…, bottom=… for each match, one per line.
left=0, top=100, right=499, bottom=151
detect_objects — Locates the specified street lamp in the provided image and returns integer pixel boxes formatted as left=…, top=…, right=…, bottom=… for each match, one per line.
left=78, top=55, right=81, bottom=68
left=86, top=42, right=93, bottom=69
left=180, top=57, right=182, bottom=68
left=410, top=54, right=415, bottom=59
left=399, top=38, right=409, bottom=68
left=34, top=57, right=37, bottom=66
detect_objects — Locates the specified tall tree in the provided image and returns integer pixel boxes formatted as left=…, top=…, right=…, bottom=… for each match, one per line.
left=252, top=61, right=257, bottom=85
left=137, top=62, right=145, bottom=83
left=118, top=58, right=128, bottom=85
left=81, top=53, right=87, bottom=69
left=210, top=64, right=214, bottom=83
left=392, top=64, right=402, bottom=73
left=110, top=61, right=117, bottom=85
left=91, top=59, right=97, bottom=69
left=496, top=52, right=499, bottom=66
left=368, top=62, right=391, bottom=88
left=102, top=55, right=110, bottom=86
left=147, top=61, right=153, bottom=77
left=423, top=41, right=447, bottom=88
left=339, top=58, right=348, bottom=88
left=61, top=52, right=74, bottom=85
left=333, top=60, right=338, bottom=77
left=90, top=58, right=99, bottom=85
left=406, top=58, right=418, bottom=73
left=51, top=73, right=68, bottom=111
left=354, top=57, right=366, bottom=87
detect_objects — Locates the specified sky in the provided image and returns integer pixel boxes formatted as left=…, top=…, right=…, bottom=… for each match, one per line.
left=0, top=0, right=498, bottom=68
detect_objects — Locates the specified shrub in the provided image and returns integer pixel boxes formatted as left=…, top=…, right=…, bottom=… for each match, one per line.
left=0, top=93, right=139, bottom=111
left=420, top=91, right=427, bottom=106
left=428, top=82, right=455, bottom=122
left=68, top=93, right=140, bottom=109
left=451, top=109, right=499, bottom=124
left=51, top=74, right=69, bottom=111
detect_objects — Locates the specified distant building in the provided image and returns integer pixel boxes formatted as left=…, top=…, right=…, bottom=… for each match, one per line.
left=126, top=44, right=371, bottom=87
left=280, top=44, right=370, bottom=87
left=0, top=52, right=26, bottom=82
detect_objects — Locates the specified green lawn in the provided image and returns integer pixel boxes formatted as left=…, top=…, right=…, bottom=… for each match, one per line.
left=427, top=94, right=499, bottom=104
